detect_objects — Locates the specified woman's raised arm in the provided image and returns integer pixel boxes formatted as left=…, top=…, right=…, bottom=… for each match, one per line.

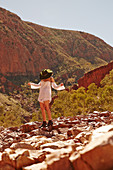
left=28, top=82, right=41, bottom=89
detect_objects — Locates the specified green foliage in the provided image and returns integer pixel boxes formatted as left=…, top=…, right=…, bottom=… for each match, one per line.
left=0, top=104, right=4, bottom=115
left=51, top=70, right=113, bottom=117
left=10, top=82, right=40, bottom=113
left=0, top=93, right=30, bottom=127
left=52, top=90, right=72, bottom=117
left=2, top=69, right=113, bottom=127
left=8, top=81, right=42, bottom=126
left=100, top=69, right=113, bottom=87
left=51, top=88, right=87, bottom=117
left=87, top=83, right=98, bottom=96
left=30, top=111, right=42, bottom=122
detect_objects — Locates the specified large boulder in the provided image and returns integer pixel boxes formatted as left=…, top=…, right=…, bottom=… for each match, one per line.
left=70, top=126, right=113, bottom=170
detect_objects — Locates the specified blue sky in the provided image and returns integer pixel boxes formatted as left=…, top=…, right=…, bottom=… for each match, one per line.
left=1, top=0, right=113, bottom=47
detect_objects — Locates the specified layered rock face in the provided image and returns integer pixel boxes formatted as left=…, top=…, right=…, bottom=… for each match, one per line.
left=1, top=7, right=113, bottom=91
left=78, top=61, right=113, bottom=88
left=0, top=75, right=19, bottom=93
left=0, top=111, right=113, bottom=169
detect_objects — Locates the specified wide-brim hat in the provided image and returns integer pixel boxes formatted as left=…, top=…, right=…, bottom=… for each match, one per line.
left=40, top=69, right=53, bottom=80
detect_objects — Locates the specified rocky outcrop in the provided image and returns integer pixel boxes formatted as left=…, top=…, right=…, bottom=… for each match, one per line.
left=70, top=129, right=113, bottom=170
left=78, top=61, right=113, bottom=88
left=0, top=111, right=113, bottom=169
left=1, top=7, right=113, bottom=91
left=0, top=74, right=20, bottom=93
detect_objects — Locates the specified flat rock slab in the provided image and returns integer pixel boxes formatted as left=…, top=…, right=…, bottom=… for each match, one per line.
left=70, top=131, right=113, bottom=170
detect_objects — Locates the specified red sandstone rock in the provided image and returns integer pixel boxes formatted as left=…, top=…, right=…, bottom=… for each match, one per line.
left=8, top=127, right=19, bottom=132
left=16, top=150, right=35, bottom=169
left=0, top=149, right=46, bottom=169
left=0, top=112, right=113, bottom=169
left=1, top=7, right=113, bottom=93
left=10, top=142, right=36, bottom=150
left=70, top=128, right=113, bottom=170
left=67, top=127, right=83, bottom=137
left=1, top=152, right=16, bottom=168
left=0, top=164, right=15, bottom=170
left=20, top=122, right=38, bottom=133
left=22, top=162, right=47, bottom=170
left=78, top=61, right=113, bottom=88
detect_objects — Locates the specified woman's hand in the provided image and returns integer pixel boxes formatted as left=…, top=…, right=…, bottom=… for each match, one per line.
left=60, top=83, right=64, bottom=86
left=28, top=82, right=31, bottom=86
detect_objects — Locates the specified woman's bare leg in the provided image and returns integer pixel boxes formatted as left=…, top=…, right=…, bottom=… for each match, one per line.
left=44, top=100, right=52, bottom=120
left=40, top=102, right=46, bottom=121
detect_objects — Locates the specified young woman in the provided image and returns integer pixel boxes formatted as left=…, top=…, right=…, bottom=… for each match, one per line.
left=28, top=69, right=65, bottom=128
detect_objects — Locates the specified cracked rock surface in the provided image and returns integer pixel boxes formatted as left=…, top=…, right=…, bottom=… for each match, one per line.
left=0, top=111, right=113, bottom=170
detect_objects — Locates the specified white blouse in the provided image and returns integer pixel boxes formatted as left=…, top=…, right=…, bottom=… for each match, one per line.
left=30, top=81, right=65, bottom=103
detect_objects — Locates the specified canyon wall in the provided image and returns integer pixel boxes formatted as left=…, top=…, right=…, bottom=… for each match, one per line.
left=1, top=7, right=113, bottom=89
left=78, top=61, right=113, bottom=88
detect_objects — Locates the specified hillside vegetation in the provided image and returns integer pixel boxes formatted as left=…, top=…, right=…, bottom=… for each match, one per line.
left=1, top=7, right=113, bottom=127
left=51, top=69, right=113, bottom=117
left=0, top=7, right=113, bottom=92
left=0, top=92, right=30, bottom=127
left=0, top=69, right=112, bottom=127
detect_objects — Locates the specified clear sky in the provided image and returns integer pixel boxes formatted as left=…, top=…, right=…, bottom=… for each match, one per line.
left=1, top=0, right=113, bottom=47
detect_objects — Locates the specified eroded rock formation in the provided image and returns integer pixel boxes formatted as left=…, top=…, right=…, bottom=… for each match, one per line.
left=1, top=7, right=113, bottom=91
left=78, top=61, right=113, bottom=88
left=0, top=111, right=113, bottom=169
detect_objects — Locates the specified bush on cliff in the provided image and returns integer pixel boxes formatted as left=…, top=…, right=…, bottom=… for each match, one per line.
left=51, top=80, right=113, bottom=117
left=100, top=69, right=113, bottom=87
left=0, top=93, right=30, bottom=127
left=1, top=69, right=112, bottom=127
left=10, top=82, right=40, bottom=113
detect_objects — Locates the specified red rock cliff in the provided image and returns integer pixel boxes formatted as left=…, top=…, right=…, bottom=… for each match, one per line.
left=78, top=61, right=113, bottom=88
left=1, top=7, right=113, bottom=90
